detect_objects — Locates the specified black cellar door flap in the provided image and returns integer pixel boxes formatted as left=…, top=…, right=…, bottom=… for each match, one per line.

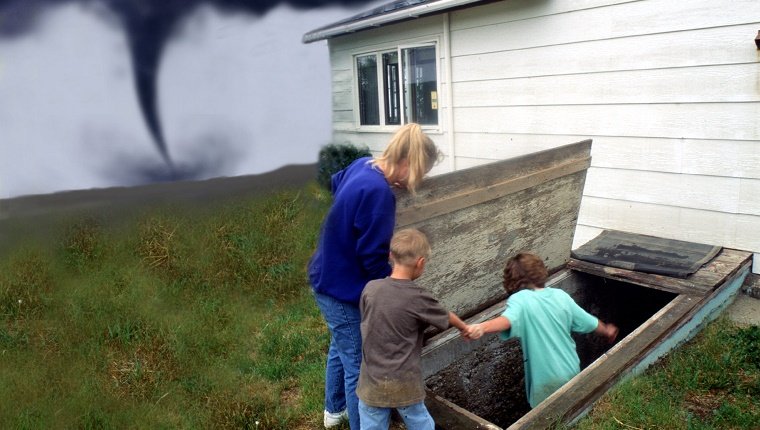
left=571, top=230, right=722, bottom=279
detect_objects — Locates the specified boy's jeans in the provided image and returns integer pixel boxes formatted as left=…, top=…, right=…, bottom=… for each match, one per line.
left=313, top=291, right=362, bottom=430
left=358, top=400, right=435, bottom=430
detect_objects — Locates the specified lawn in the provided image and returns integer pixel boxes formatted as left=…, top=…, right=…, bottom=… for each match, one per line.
left=573, top=317, right=759, bottom=430
left=1, top=182, right=758, bottom=429
left=1, top=184, right=334, bottom=429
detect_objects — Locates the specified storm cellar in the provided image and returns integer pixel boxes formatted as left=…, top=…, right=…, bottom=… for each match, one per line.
left=394, top=140, right=752, bottom=429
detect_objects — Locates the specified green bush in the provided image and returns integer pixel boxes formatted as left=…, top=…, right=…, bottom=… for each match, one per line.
left=316, top=143, right=372, bottom=190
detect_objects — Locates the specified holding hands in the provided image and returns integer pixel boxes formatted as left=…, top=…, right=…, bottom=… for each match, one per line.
left=461, top=324, right=484, bottom=340
left=457, top=316, right=511, bottom=341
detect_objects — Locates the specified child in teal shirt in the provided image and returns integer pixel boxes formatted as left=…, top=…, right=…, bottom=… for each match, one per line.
left=465, top=252, right=618, bottom=407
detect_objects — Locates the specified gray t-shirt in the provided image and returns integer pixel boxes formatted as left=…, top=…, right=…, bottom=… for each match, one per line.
left=357, top=277, right=450, bottom=407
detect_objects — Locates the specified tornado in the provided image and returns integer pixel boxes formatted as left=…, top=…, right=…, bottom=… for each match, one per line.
left=123, top=11, right=175, bottom=170
left=1, top=0, right=380, bottom=179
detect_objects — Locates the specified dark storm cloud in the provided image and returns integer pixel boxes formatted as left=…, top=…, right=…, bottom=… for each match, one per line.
left=96, top=131, right=246, bottom=186
left=0, top=0, right=379, bottom=177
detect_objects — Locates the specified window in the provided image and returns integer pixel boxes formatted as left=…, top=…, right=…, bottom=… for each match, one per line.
left=355, top=44, right=438, bottom=127
left=357, top=55, right=379, bottom=125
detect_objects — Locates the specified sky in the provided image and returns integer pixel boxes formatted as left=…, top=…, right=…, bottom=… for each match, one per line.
left=0, top=0, right=386, bottom=199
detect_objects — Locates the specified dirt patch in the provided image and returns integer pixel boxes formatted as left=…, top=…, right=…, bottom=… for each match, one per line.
left=683, top=391, right=724, bottom=420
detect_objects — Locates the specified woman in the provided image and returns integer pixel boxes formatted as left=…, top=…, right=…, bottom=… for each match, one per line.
left=308, top=123, right=441, bottom=429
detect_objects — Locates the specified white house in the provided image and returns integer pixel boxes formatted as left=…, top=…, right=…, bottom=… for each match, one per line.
left=303, top=0, right=760, bottom=273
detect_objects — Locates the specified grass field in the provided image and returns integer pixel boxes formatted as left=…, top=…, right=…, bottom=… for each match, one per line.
left=573, top=318, right=759, bottom=430
left=1, top=184, right=334, bottom=429
left=1, top=183, right=758, bottom=429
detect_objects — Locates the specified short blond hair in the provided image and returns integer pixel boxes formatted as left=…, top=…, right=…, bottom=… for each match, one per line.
left=390, top=228, right=431, bottom=267
left=372, top=123, right=442, bottom=193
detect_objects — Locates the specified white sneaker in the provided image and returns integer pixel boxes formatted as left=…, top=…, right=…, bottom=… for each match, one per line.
left=323, top=409, right=348, bottom=428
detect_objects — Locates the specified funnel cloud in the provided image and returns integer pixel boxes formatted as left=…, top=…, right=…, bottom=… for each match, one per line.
left=0, top=0, right=381, bottom=195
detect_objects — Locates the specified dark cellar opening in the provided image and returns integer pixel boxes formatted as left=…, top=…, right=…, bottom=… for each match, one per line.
left=425, top=271, right=677, bottom=429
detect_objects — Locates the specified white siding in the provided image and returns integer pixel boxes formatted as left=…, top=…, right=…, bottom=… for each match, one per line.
left=326, top=0, right=760, bottom=269
left=447, top=0, right=760, bottom=266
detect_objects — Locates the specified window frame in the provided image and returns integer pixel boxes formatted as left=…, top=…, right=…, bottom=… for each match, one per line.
left=352, top=38, right=441, bottom=132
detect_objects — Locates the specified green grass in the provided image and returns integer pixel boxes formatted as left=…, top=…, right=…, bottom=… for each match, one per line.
left=0, top=184, right=334, bottom=429
left=2, top=182, right=758, bottom=429
left=573, top=318, right=760, bottom=430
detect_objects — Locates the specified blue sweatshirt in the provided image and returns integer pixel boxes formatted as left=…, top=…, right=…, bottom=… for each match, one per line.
left=308, top=157, right=395, bottom=304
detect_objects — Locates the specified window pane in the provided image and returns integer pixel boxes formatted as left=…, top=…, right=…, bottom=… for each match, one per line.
left=357, top=55, right=379, bottom=125
left=382, top=52, right=400, bottom=125
left=401, top=46, right=438, bottom=125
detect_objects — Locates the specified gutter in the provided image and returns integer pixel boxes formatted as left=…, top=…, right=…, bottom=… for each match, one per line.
left=302, top=0, right=483, bottom=43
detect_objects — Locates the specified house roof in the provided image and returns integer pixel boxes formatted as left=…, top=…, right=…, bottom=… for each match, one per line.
left=302, top=0, right=486, bottom=43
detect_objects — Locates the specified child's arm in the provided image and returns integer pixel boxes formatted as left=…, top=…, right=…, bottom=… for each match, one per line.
left=464, top=316, right=511, bottom=340
left=595, top=321, right=619, bottom=343
left=448, top=312, right=468, bottom=332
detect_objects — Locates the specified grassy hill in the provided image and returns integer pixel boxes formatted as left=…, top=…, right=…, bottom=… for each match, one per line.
left=1, top=184, right=333, bottom=429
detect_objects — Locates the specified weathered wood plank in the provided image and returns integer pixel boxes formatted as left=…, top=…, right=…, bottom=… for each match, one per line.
left=397, top=156, right=590, bottom=226
left=395, top=141, right=591, bottom=319
left=411, top=172, right=587, bottom=318
left=693, top=249, right=754, bottom=288
left=567, top=259, right=708, bottom=295
left=425, top=391, right=501, bottom=430
left=397, top=140, right=592, bottom=214
left=567, top=248, right=751, bottom=295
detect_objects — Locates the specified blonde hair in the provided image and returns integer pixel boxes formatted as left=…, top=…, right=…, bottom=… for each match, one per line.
left=390, top=228, right=431, bottom=267
left=372, top=123, right=442, bottom=193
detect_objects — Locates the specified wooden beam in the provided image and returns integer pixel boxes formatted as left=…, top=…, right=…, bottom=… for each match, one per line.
left=567, top=248, right=750, bottom=295
left=397, top=156, right=590, bottom=226
left=425, top=390, right=502, bottom=430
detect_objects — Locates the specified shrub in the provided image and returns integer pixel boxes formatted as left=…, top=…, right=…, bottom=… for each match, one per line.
left=316, top=143, right=372, bottom=190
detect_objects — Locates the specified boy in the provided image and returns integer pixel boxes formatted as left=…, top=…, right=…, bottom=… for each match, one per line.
left=357, top=228, right=468, bottom=430
left=465, top=252, right=618, bottom=408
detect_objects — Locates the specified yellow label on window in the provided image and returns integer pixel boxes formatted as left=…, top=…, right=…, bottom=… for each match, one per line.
left=431, top=91, right=438, bottom=110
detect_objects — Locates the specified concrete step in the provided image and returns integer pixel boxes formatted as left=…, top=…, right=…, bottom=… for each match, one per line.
left=742, top=272, right=760, bottom=300
left=724, top=273, right=760, bottom=326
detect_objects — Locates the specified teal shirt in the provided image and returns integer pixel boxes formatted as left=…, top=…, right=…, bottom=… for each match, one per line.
left=500, top=288, right=598, bottom=408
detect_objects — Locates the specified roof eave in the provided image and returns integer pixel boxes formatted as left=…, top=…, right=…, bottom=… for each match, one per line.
left=302, top=0, right=482, bottom=43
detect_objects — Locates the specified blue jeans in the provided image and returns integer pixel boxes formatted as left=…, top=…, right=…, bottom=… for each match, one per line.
left=314, top=291, right=362, bottom=430
left=358, top=400, right=435, bottom=430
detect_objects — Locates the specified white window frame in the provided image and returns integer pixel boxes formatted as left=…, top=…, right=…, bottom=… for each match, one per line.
left=352, top=38, right=441, bottom=132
